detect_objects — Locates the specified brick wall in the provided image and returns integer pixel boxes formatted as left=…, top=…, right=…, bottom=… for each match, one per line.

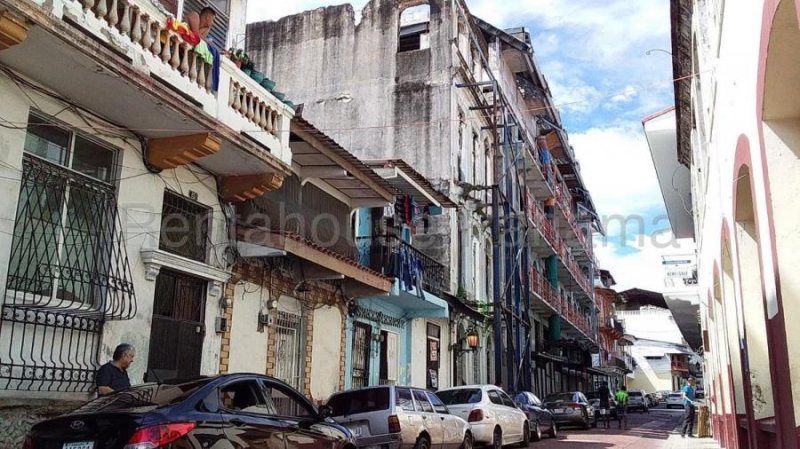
left=218, top=260, right=345, bottom=399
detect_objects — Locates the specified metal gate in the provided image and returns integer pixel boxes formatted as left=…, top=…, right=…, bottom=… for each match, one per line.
left=351, top=322, right=371, bottom=388
left=274, top=310, right=303, bottom=391
left=146, top=269, right=205, bottom=382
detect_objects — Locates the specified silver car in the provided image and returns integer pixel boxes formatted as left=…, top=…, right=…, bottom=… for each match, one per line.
left=666, top=392, right=684, bottom=409
left=326, top=386, right=472, bottom=449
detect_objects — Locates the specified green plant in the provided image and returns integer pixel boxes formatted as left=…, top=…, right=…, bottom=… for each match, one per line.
left=457, top=285, right=468, bottom=300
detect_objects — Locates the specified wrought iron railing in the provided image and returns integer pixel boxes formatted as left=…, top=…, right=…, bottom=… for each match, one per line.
left=357, top=235, right=448, bottom=295
left=0, top=155, right=136, bottom=392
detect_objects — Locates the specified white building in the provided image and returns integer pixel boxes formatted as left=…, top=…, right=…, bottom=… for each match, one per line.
left=667, top=0, right=800, bottom=447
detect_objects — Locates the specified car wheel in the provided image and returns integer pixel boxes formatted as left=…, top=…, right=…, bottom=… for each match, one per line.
left=460, top=432, right=473, bottom=449
left=414, top=436, right=430, bottom=449
left=518, top=423, right=530, bottom=448
left=492, top=427, right=502, bottom=449
left=531, top=421, right=541, bottom=442
left=582, top=413, right=591, bottom=430
left=548, top=421, right=558, bottom=439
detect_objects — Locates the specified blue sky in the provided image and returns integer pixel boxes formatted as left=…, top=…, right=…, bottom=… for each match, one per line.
left=247, top=0, right=685, bottom=292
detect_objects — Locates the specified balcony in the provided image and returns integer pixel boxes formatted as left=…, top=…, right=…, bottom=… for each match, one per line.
left=671, top=355, right=689, bottom=372
left=1, top=0, right=294, bottom=199
left=357, top=235, right=448, bottom=296
left=528, top=269, right=594, bottom=343
left=525, top=191, right=593, bottom=300
left=555, top=178, right=592, bottom=257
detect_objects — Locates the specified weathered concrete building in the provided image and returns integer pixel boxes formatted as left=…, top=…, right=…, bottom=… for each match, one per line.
left=248, top=0, right=601, bottom=391
left=667, top=0, right=800, bottom=447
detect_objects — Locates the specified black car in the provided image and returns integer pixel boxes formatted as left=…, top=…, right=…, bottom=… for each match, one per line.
left=24, top=373, right=355, bottom=449
left=513, top=391, right=558, bottom=441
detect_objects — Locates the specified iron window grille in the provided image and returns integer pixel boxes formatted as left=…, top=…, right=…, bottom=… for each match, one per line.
left=1, top=113, right=136, bottom=392
left=273, top=310, right=304, bottom=392
left=159, top=191, right=210, bottom=263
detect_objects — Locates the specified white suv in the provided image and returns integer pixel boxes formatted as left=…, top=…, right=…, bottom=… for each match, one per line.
left=437, top=385, right=529, bottom=449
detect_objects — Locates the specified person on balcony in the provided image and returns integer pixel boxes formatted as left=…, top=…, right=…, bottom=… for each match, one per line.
left=536, top=135, right=554, bottom=187
left=186, top=6, right=220, bottom=91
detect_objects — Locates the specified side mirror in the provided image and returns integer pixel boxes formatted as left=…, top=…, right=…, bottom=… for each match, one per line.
left=319, top=405, right=333, bottom=419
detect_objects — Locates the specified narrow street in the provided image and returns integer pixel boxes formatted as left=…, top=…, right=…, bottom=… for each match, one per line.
left=537, top=406, right=720, bottom=449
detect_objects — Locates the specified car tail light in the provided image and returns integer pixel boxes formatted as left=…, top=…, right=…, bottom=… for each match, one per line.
left=22, top=437, right=33, bottom=449
left=124, top=423, right=196, bottom=449
left=468, top=409, right=484, bottom=422
left=388, top=415, right=401, bottom=433
left=567, top=403, right=581, bottom=409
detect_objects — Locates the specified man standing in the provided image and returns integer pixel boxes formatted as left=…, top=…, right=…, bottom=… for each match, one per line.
left=614, top=385, right=629, bottom=430
left=96, top=344, right=135, bottom=396
left=598, top=382, right=612, bottom=429
left=681, top=377, right=697, bottom=437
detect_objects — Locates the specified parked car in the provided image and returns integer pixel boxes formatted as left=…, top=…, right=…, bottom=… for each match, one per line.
left=627, top=390, right=649, bottom=412
left=23, top=373, right=355, bottom=449
left=437, top=385, right=529, bottom=449
left=585, top=391, right=618, bottom=420
left=326, top=385, right=472, bottom=449
left=695, top=387, right=705, bottom=399
left=645, top=393, right=658, bottom=408
left=542, top=391, right=596, bottom=430
left=513, top=391, right=558, bottom=441
left=666, top=392, right=685, bottom=409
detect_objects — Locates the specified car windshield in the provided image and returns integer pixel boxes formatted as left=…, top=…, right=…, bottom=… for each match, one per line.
left=437, top=389, right=482, bottom=405
left=71, top=379, right=213, bottom=413
left=544, top=393, right=575, bottom=403
left=327, top=388, right=390, bottom=416
left=669, top=393, right=682, bottom=398
left=629, top=392, right=643, bottom=397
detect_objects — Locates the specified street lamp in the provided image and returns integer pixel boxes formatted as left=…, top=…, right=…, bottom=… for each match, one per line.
left=452, top=329, right=480, bottom=354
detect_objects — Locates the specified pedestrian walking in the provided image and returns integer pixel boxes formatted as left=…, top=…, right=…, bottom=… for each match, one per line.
left=598, top=382, right=612, bottom=429
left=615, top=385, right=629, bottom=430
left=96, top=343, right=135, bottom=396
left=681, top=377, right=697, bottom=437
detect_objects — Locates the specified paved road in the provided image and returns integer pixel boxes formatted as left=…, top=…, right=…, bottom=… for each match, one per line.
left=527, top=405, right=720, bottom=449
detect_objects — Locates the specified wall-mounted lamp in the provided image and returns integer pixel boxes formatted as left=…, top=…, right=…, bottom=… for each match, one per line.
left=451, top=329, right=480, bottom=354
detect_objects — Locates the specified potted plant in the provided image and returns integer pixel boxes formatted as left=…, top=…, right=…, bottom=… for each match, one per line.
left=241, top=59, right=254, bottom=77
left=227, top=48, right=247, bottom=68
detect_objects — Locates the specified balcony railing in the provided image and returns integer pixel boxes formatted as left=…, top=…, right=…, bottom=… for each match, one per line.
left=529, top=269, right=593, bottom=340
left=555, top=179, right=591, bottom=256
left=59, top=0, right=293, bottom=163
left=357, top=235, right=448, bottom=296
left=526, top=191, right=593, bottom=298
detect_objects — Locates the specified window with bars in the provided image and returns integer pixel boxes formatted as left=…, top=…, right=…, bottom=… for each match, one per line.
left=159, top=191, right=210, bottom=262
left=273, top=310, right=304, bottom=391
left=1, top=113, right=136, bottom=392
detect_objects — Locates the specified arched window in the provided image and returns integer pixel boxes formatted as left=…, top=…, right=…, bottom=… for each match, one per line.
left=398, top=4, right=431, bottom=52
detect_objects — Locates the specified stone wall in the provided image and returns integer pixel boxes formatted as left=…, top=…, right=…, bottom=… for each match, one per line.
left=0, top=399, right=82, bottom=449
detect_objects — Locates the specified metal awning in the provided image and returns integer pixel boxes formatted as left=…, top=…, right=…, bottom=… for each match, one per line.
left=290, top=117, right=396, bottom=209
left=363, top=159, right=456, bottom=208
left=237, top=227, right=392, bottom=297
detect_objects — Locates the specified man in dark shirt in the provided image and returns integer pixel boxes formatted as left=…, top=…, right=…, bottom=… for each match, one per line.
left=96, top=343, right=135, bottom=396
left=598, top=382, right=612, bottom=429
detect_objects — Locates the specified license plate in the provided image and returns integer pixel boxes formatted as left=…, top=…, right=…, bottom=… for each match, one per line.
left=600, top=409, right=609, bottom=415
left=553, top=408, right=564, bottom=414
left=63, top=442, right=94, bottom=449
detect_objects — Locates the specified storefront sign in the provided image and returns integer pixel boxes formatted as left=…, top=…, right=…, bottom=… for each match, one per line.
left=352, top=305, right=405, bottom=328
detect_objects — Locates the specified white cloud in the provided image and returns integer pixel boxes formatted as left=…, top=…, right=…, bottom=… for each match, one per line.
left=570, top=125, right=664, bottom=220
left=610, top=85, right=638, bottom=103
left=247, top=1, right=369, bottom=23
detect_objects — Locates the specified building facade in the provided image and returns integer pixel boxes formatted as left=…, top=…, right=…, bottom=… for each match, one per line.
left=669, top=0, right=800, bottom=447
left=247, top=0, right=601, bottom=392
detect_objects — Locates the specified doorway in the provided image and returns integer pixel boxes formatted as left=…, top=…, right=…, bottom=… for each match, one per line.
left=146, top=269, right=206, bottom=381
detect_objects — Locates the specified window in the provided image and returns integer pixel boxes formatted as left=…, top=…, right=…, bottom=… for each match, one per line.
left=328, top=387, right=390, bottom=416
left=159, top=191, right=210, bottom=262
left=488, top=390, right=503, bottom=405
left=427, top=392, right=448, bottom=414
left=437, top=388, right=482, bottom=405
left=396, top=387, right=417, bottom=412
left=398, top=4, right=430, bottom=52
left=413, top=389, right=434, bottom=412
left=9, top=113, right=118, bottom=301
left=219, top=380, right=269, bottom=414
left=261, top=381, right=314, bottom=418
left=273, top=310, right=304, bottom=391
left=499, top=391, right=516, bottom=408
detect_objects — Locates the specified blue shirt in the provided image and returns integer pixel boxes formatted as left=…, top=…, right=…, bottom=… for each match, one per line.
left=682, top=384, right=695, bottom=406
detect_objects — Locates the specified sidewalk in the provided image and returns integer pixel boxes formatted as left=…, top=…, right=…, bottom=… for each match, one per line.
left=661, top=433, right=722, bottom=449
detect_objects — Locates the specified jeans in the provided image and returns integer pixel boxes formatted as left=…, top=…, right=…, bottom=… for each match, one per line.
left=681, top=404, right=696, bottom=436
